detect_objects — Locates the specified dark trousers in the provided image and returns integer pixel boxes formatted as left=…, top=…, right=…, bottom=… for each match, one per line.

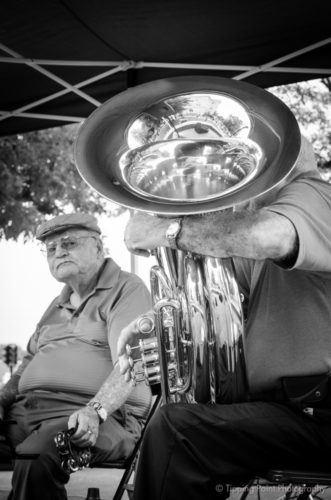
left=133, top=401, right=331, bottom=500
left=5, top=391, right=143, bottom=500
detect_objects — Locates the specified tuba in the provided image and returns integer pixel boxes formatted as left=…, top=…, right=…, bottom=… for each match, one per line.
left=75, top=76, right=301, bottom=404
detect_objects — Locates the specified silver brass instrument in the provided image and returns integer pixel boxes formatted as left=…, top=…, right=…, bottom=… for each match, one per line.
left=75, top=76, right=301, bottom=404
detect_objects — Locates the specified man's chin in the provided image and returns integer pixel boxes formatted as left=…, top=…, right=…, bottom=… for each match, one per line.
left=53, top=262, right=76, bottom=281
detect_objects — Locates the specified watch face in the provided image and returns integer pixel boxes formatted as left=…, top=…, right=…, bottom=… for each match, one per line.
left=166, top=220, right=182, bottom=249
left=167, top=221, right=180, bottom=237
left=98, top=407, right=108, bottom=422
left=88, top=401, right=107, bottom=422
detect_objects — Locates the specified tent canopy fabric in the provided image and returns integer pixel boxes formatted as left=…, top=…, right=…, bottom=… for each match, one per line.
left=1, top=0, right=330, bottom=137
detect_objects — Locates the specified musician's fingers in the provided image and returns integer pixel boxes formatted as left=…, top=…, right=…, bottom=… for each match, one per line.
left=124, top=213, right=168, bottom=253
left=117, top=318, right=137, bottom=357
left=127, top=247, right=151, bottom=257
left=118, top=353, right=131, bottom=375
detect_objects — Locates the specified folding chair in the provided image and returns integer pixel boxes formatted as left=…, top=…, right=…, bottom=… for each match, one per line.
left=239, top=469, right=331, bottom=500
left=264, top=469, right=331, bottom=500
left=90, top=385, right=162, bottom=500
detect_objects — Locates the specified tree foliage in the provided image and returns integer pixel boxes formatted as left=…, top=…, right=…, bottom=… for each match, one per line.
left=0, top=78, right=330, bottom=241
left=0, top=125, right=122, bottom=240
left=269, top=78, right=331, bottom=179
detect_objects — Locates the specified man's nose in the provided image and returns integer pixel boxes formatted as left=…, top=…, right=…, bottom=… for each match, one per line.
left=54, top=242, right=68, bottom=257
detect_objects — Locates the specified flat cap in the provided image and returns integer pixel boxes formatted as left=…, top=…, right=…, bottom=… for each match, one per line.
left=36, top=213, right=101, bottom=241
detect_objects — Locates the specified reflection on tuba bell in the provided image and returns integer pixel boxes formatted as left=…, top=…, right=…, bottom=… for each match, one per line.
left=75, top=76, right=301, bottom=404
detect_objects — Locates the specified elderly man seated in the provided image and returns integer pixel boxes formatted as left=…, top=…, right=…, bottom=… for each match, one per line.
left=0, top=213, right=152, bottom=500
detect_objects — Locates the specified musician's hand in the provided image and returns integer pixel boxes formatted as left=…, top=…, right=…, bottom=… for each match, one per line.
left=124, top=213, right=169, bottom=256
left=117, top=311, right=154, bottom=382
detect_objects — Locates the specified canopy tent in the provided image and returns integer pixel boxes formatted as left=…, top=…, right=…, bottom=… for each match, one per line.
left=0, top=0, right=330, bottom=137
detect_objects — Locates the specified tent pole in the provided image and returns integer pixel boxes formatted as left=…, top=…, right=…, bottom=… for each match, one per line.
left=235, top=37, right=331, bottom=80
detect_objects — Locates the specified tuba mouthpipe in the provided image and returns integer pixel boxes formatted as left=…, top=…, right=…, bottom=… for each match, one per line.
left=150, top=265, right=174, bottom=302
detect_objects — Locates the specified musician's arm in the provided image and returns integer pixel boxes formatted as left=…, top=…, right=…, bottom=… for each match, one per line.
left=124, top=209, right=298, bottom=261
left=180, top=209, right=297, bottom=260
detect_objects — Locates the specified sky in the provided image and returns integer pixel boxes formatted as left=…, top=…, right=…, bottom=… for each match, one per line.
left=0, top=212, right=154, bottom=350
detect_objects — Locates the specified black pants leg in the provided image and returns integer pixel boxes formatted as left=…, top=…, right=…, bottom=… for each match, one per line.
left=8, top=416, right=71, bottom=500
left=133, top=401, right=331, bottom=500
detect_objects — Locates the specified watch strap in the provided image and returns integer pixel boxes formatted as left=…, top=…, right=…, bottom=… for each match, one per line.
left=87, top=401, right=108, bottom=423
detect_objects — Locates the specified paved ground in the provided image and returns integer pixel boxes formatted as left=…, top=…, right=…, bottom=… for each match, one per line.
left=0, top=468, right=131, bottom=500
left=1, top=468, right=331, bottom=500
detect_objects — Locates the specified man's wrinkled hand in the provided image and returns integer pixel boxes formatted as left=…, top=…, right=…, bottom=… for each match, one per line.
left=117, top=310, right=154, bottom=382
left=117, top=316, right=140, bottom=382
left=67, top=407, right=99, bottom=448
left=124, top=213, right=168, bottom=256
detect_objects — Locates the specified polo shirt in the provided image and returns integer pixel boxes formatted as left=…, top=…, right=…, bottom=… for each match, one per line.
left=17, top=258, right=152, bottom=418
left=234, top=174, right=331, bottom=393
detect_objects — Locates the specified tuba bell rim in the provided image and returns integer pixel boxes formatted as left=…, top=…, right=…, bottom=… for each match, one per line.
left=75, top=75, right=301, bottom=215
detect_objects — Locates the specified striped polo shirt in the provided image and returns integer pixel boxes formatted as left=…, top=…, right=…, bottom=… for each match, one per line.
left=17, top=258, right=152, bottom=419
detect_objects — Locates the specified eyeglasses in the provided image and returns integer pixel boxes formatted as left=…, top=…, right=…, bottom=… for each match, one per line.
left=41, top=235, right=97, bottom=257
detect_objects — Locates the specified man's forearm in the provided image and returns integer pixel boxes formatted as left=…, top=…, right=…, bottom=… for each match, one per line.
left=178, top=209, right=298, bottom=260
left=124, top=208, right=298, bottom=261
left=90, top=363, right=134, bottom=415
left=0, top=374, right=20, bottom=410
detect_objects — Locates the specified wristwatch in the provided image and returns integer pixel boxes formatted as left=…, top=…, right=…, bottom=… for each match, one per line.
left=87, top=401, right=108, bottom=423
left=165, top=219, right=182, bottom=250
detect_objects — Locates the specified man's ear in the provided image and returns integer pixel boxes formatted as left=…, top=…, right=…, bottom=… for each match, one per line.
left=96, top=238, right=104, bottom=257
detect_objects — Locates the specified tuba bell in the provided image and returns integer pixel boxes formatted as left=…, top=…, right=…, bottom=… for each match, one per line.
left=75, top=76, right=301, bottom=404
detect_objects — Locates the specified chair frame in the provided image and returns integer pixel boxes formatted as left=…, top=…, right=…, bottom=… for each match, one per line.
left=90, top=388, right=162, bottom=500
left=239, top=470, right=331, bottom=500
